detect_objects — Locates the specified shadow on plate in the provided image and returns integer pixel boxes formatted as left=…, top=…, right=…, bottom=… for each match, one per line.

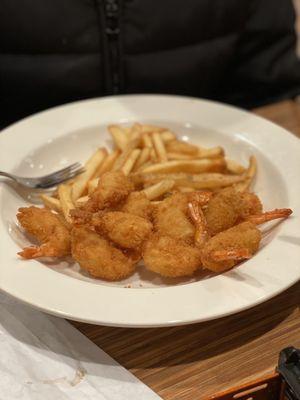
left=1, top=178, right=53, bottom=204
left=279, top=235, right=300, bottom=247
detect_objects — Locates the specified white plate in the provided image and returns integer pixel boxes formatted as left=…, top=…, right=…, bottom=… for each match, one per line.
left=1, top=95, right=300, bottom=327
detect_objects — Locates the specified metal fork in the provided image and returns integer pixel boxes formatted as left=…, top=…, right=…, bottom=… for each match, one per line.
left=0, top=162, right=84, bottom=189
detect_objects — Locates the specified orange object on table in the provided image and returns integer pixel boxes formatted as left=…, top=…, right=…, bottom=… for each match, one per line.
left=208, top=346, right=300, bottom=400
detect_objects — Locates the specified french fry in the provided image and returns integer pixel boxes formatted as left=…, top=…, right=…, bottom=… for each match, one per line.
left=172, top=174, right=245, bottom=190
left=133, top=147, right=151, bottom=170
left=167, top=148, right=224, bottom=160
left=177, top=187, right=195, bottom=193
left=160, top=130, right=176, bottom=142
left=108, top=125, right=128, bottom=150
left=129, top=123, right=142, bottom=141
left=142, top=133, right=153, bottom=148
left=136, top=161, right=153, bottom=172
left=167, top=152, right=195, bottom=160
left=150, top=148, right=157, bottom=162
left=92, top=148, right=108, bottom=177
left=121, top=149, right=141, bottom=175
left=58, top=184, right=75, bottom=224
left=142, top=179, right=175, bottom=200
left=225, top=158, right=246, bottom=175
left=198, top=146, right=224, bottom=159
left=88, top=178, right=99, bottom=194
left=152, top=132, right=168, bottom=162
left=113, top=138, right=140, bottom=171
left=131, top=172, right=245, bottom=189
left=72, top=148, right=107, bottom=200
left=234, top=156, right=257, bottom=192
left=166, top=140, right=199, bottom=155
left=141, top=124, right=166, bottom=133
left=141, top=158, right=226, bottom=174
left=234, top=178, right=251, bottom=192
left=96, top=149, right=120, bottom=175
left=40, top=194, right=62, bottom=212
left=123, top=127, right=132, bottom=137
left=76, top=195, right=89, bottom=207
left=247, top=156, right=257, bottom=179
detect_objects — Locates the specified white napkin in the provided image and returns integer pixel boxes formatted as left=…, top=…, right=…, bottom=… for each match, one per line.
left=0, top=292, right=161, bottom=400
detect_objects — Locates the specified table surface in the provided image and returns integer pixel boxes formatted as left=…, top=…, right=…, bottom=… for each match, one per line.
left=72, top=99, right=300, bottom=400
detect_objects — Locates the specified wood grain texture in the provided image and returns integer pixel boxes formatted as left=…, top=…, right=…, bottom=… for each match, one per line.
left=71, top=100, right=300, bottom=399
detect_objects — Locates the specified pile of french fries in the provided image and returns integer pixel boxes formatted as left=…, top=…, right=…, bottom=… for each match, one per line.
left=40, top=123, right=257, bottom=224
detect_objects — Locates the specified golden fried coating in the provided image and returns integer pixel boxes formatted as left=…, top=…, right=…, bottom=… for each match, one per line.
left=153, top=193, right=195, bottom=244
left=17, top=206, right=71, bottom=258
left=70, top=208, right=93, bottom=226
left=92, top=211, right=153, bottom=249
left=121, top=191, right=153, bottom=220
left=161, top=192, right=189, bottom=212
left=238, top=191, right=263, bottom=219
left=71, top=226, right=137, bottom=280
left=201, top=222, right=261, bottom=272
left=83, top=171, right=134, bottom=212
left=143, top=234, right=202, bottom=277
left=205, top=187, right=262, bottom=236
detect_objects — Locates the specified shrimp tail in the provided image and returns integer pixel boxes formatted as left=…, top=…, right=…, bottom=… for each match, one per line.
left=18, top=244, right=58, bottom=259
left=188, top=201, right=210, bottom=247
left=246, top=208, right=292, bottom=225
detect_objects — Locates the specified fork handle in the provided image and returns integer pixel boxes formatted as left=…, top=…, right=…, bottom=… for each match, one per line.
left=0, top=171, right=17, bottom=181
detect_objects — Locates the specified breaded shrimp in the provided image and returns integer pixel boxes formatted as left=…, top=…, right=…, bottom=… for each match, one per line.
left=121, top=191, right=153, bottom=220
left=204, top=187, right=262, bottom=235
left=153, top=193, right=195, bottom=244
left=71, top=226, right=137, bottom=280
left=91, top=211, right=153, bottom=250
left=190, top=202, right=292, bottom=272
left=17, top=206, right=71, bottom=258
left=143, top=234, right=202, bottom=277
left=71, top=171, right=134, bottom=224
left=153, top=191, right=212, bottom=244
left=81, top=171, right=134, bottom=213
left=238, top=191, right=263, bottom=219
left=201, top=222, right=261, bottom=272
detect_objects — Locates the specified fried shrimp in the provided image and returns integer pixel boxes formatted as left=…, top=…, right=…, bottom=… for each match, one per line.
left=153, top=191, right=211, bottom=244
left=143, top=234, right=202, bottom=277
left=71, top=171, right=134, bottom=224
left=121, top=191, right=153, bottom=220
left=91, top=211, right=153, bottom=250
left=71, top=226, right=137, bottom=280
left=153, top=193, right=195, bottom=243
left=189, top=201, right=292, bottom=272
left=17, top=206, right=71, bottom=258
left=238, top=191, right=263, bottom=219
left=204, top=187, right=263, bottom=236
left=81, top=171, right=134, bottom=213
left=201, top=222, right=261, bottom=272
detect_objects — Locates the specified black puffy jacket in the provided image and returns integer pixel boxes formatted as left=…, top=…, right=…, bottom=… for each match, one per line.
left=1, top=0, right=300, bottom=128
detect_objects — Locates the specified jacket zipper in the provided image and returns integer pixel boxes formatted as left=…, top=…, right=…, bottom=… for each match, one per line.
left=104, top=0, right=121, bottom=94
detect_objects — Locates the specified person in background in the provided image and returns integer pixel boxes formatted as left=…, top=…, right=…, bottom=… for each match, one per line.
left=1, top=0, right=300, bottom=129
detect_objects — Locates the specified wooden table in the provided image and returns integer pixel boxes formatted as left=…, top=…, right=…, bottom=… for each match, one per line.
left=72, top=100, right=300, bottom=400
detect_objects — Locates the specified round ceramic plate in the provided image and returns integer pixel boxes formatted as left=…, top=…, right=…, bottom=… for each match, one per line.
left=1, top=95, right=299, bottom=327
